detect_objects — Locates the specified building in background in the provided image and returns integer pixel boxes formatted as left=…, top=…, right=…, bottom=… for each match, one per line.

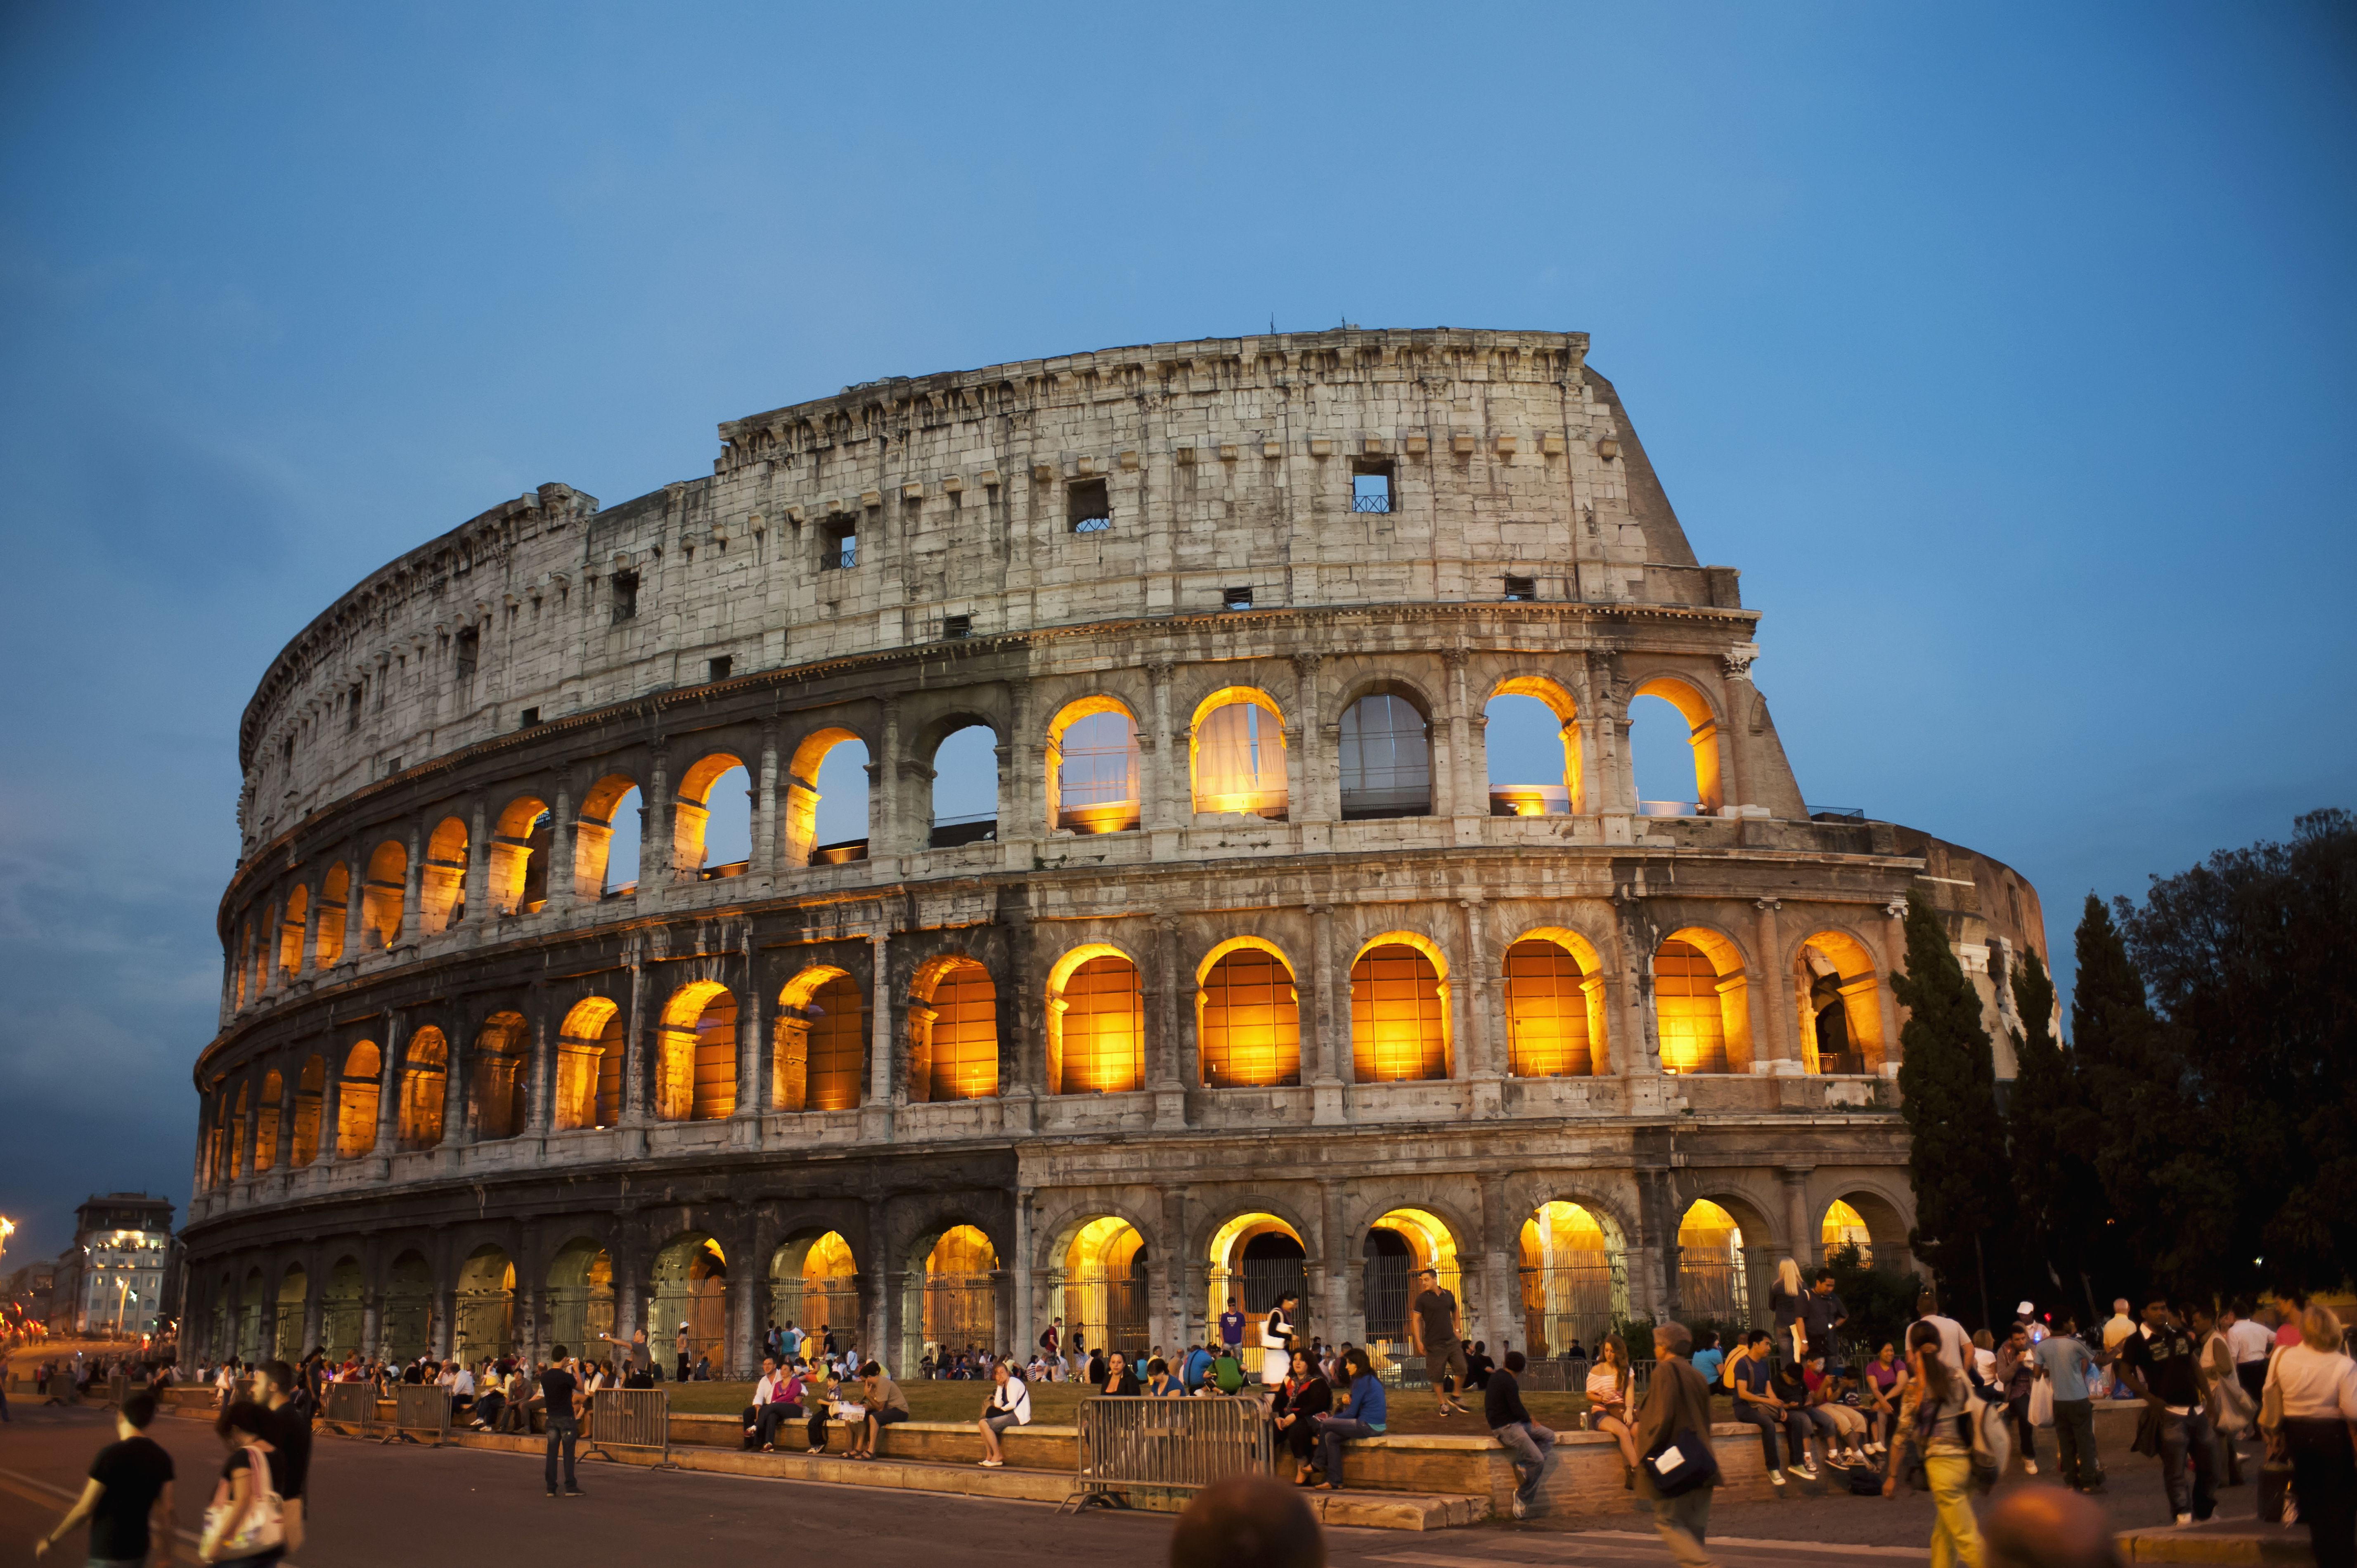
left=52, top=1194, right=175, bottom=1337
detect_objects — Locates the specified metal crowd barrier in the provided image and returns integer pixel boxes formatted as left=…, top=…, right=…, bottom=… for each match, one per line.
left=390, top=1385, right=450, bottom=1446
left=1061, top=1394, right=1274, bottom=1513
left=579, top=1386, right=674, bottom=1469
left=322, top=1382, right=377, bottom=1436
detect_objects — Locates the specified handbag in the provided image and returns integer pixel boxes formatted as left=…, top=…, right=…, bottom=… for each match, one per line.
left=1643, top=1428, right=1720, bottom=1497
left=200, top=1445, right=284, bottom=1561
left=2211, top=1374, right=2256, bottom=1434
left=2028, top=1376, right=2054, bottom=1429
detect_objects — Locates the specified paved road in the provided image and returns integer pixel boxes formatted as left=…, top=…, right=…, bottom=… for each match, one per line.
left=0, top=1400, right=2281, bottom=1568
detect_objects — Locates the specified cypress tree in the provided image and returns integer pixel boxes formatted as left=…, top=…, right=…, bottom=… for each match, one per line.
left=2005, top=948, right=2113, bottom=1318
left=1892, top=888, right=2014, bottom=1329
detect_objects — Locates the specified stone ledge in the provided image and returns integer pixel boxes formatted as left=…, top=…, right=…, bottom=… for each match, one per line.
left=2114, top=1527, right=2314, bottom=1565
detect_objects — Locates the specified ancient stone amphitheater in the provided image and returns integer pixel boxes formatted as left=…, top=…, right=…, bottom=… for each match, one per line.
left=182, top=328, right=2048, bottom=1378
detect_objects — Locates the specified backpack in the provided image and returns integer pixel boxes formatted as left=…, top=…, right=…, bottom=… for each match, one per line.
left=1963, top=1391, right=2011, bottom=1492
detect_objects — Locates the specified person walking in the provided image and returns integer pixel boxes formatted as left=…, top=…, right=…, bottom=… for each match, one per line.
left=1634, top=1321, right=1718, bottom=1567
left=2188, top=1304, right=2248, bottom=1486
left=197, top=1401, right=285, bottom=1566
left=540, top=1344, right=583, bottom=1498
left=1770, top=1259, right=1807, bottom=1367
left=1883, top=1321, right=1983, bottom=1568
left=1407, top=1268, right=1471, bottom=1418
left=32, top=1391, right=173, bottom=1566
left=2259, top=1303, right=2357, bottom=1568
left=2224, top=1300, right=2273, bottom=1408
left=2034, top=1311, right=2106, bottom=1493
left=252, top=1362, right=310, bottom=1556
left=1487, top=1349, right=1558, bottom=1519
left=1261, top=1291, right=1299, bottom=1390
left=2116, top=1294, right=2218, bottom=1527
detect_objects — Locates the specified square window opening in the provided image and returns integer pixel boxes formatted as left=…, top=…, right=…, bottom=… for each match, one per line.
left=823, top=523, right=858, bottom=570
left=1068, top=478, right=1111, bottom=533
left=1222, top=585, right=1254, bottom=612
left=942, top=614, right=973, bottom=640
left=1351, top=461, right=1395, bottom=514
left=610, top=570, right=640, bottom=622
left=1503, top=575, right=1537, bottom=601
left=518, top=707, right=540, bottom=728
left=707, top=656, right=732, bottom=683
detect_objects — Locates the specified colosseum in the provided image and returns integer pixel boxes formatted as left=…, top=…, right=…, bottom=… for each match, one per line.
left=180, top=327, right=2050, bottom=1379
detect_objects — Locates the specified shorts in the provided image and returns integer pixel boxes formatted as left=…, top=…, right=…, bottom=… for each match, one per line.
left=1427, top=1341, right=1469, bottom=1387
left=984, top=1410, right=1021, bottom=1434
left=872, top=1406, right=909, bottom=1426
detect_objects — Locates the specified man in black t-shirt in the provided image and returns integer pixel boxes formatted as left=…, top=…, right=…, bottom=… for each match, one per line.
left=540, top=1347, right=584, bottom=1498
left=35, top=1391, right=174, bottom=1566
left=1407, top=1269, right=1472, bottom=1417
left=2115, top=1294, right=2218, bottom=1525
left=256, top=1360, right=311, bottom=1554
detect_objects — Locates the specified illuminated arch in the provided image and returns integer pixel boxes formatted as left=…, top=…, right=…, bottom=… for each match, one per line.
left=469, top=1010, right=530, bottom=1139
left=488, top=795, right=553, bottom=915
left=1349, top=931, right=1451, bottom=1082
left=1794, top=929, right=1887, bottom=1074
left=1047, top=696, right=1141, bottom=835
left=362, top=840, right=407, bottom=946
left=651, top=1232, right=730, bottom=1370
left=673, top=750, right=750, bottom=875
left=253, top=1069, right=284, bottom=1173
left=1676, top=1196, right=1759, bottom=1322
left=1195, top=937, right=1301, bottom=1088
left=657, top=981, right=737, bottom=1121
left=420, top=816, right=469, bottom=933
left=1361, top=1207, right=1462, bottom=1345
left=573, top=773, right=642, bottom=899
left=337, top=1041, right=381, bottom=1157
left=553, top=997, right=621, bottom=1132
left=397, top=1026, right=448, bottom=1149
left=1046, top=944, right=1143, bottom=1095
left=1654, top=927, right=1751, bottom=1074
left=1337, top=686, right=1432, bottom=819
left=1205, top=1211, right=1307, bottom=1341
left=453, top=1243, right=517, bottom=1362
left=291, top=1055, right=325, bottom=1166
left=381, top=1250, right=433, bottom=1363
left=911, top=954, right=998, bottom=1102
left=784, top=727, right=869, bottom=867
left=920, top=1225, right=999, bottom=1352
left=1503, top=927, right=1607, bottom=1077
left=1484, top=674, right=1584, bottom=816
left=274, top=1262, right=308, bottom=1356
left=775, top=966, right=866, bottom=1112
left=320, top=1256, right=365, bottom=1358
left=277, top=885, right=309, bottom=978
left=768, top=1230, right=859, bottom=1343
left=1189, top=687, right=1288, bottom=818
left=1630, top=675, right=1725, bottom=814
left=1056, top=1216, right=1150, bottom=1358
left=315, top=862, right=349, bottom=967
left=1518, top=1200, right=1630, bottom=1358
left=545, top=1239, right=616, bottom=1352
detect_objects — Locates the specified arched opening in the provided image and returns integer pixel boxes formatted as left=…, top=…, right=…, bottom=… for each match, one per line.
left=1629, top=677, right=1725, bottom=816
left=232, top=926, right=251, bottom=1008
left=1047, top=698, right=1141, bottom=835
left=421, top=816, right=469, bottom=932
left=912, top=956, right=998, bottom=1102
left=253, top=1071, right=284, bottom=1173
left=488, top=796, right=554, bottom=915
left=1519, top=1201, right=1629, bottom=1358
left=1796, top=930, right=1886, bottom=1075
left=928, top=723, right=1002, bottom=848
left=546, top=1241, right=615, bottom=1354
left=1503, top=929, right=1607, bottom=1077
left=1349, top=935, right=1451, bottom=1082
left=674, top=753, right=752, bottom=881
left=227, top=1083, right=249, bottom=1180
left=651, top=1234, right=729, bottom=1372
left=454, top=1244, right=516, bottom=1362
left=337, top=1042, right=381, bottom=1157
left=1484, top=679, right=1581, bottom=816
left=315, top=863, right=349, bottom=967
left=277, top=885, right=309, bottom=978
left=786, top=729, right=870, bottom=867
left=1206, top=1213, right=1307, bottom=1367
left=397, top=1027, right=448, bottom=1149
left=381, top=1251, right=433, bottom=1363
left=1190, top=689, right=1288, bottom=819
left=777, top=968, right=866, bottom=1114
left=1337, top=689, right=1431, bottom=819
left=469, top=1010, right=529, bottom=1140
left=1196, top=939, right=1301, bottom=1088
left=553, top=998, right=622, bottom=1132
left=575, top=774, right=643, bottom=900
left=291, top=1055, right=325, bottom=1166
left=919, top=1225, right=998, bottom=1356
left=321, top=1258, right=364, bottom=1359
left=657, top=982, right=738, bottom=1122
left=1821, top=1199, right=1872, bottom=1264
left=1676, top=1199, right=1753, bottom=1322
left=362, top=840, right=407, bottom=947
left=1048, top=946, right=1144, bottom=1095
left=768, top=1231, right=858, bottom=1348
left=1654, top=929, right=1751, bottom=1074
left=1362, top=1208, right=1460, bottom=1346
left=237, top=1269, right=265, bottom=1361
left=275, top=1264, right=307, bottom=1357
left=1059, top=1217, right=1149, bottom=1361
left=1821, top=1191, right=1908, bottom=1272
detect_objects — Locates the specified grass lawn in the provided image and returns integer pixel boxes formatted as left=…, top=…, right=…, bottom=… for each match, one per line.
left=660, top=1376, right=1595, bottom=1436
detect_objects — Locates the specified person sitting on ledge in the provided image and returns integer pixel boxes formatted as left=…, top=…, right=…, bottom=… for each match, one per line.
left=975, top=1361, right=1030, bottom=1468
left=842, top=1361, right=908, bottom=1460
left=1309, top=1347, right=1386, bottom=1492
left=741, top=1355, right=803, bottom=1452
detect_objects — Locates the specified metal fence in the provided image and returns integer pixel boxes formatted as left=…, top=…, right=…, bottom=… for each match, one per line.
left=322, top=1381, right=378, bottom=1436
left=391, top=1384, right=450, bottom=1446
left=580, top=1386, right=674, bottom=1468
left=1062, top=1394, right=1275, bottom=1512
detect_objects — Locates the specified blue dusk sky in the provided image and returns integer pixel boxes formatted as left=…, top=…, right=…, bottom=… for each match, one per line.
left=1, top=4, right=2351, bottom=1262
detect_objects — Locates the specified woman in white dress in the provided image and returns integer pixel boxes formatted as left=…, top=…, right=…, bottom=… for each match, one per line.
left=1261, top=1291, right=1300, bottom=1387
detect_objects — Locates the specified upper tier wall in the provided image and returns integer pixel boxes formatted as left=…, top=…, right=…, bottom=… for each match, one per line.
left=234, top=329, right=1732, bottom=863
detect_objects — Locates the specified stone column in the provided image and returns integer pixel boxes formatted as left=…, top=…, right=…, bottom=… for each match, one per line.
left=737, top=930, right=765, bottom=1139
left=871, top=698, right=902, bottom=858
left=1317, top=1179, right=1349, bottom=1346
left=1146, top=661, right=1180, bottom=835
left=273, top=1071, right=298, bottom=1176
left=1881, top=899, right=1910, bottom=1070
left=1011, top=1186, right=1035, bottom=1361
left=1755, top=898, right=1796, bottom=1071
left=998, top=678, right=1032, bottom=862
left=527, top=997, right=554, bottom=1135
left=1292, top=654, right=1327, bottom=825
left=1150, top=915, right=1186, bottom=1128
left=862, top=1193, right=893, bottom=1372
left=1457, top=896, right=1489, bottom=1088
left=1477, top=1171, right=1515, bottom=1356
left=643, top=740, right=672, bottom=893
left=1782, top=1167, right=1814, bottom=1270
left=1162, top=1183, right=1190, bottom=1350
left=867, top=930, right=895, bottom=1112
left=342, top=849, right=367, bottom=960
left=461, top=795, right=490, bottom=934
left=299, top=884, right=323, bottom=975
left=727, top=1210, right=760, bottom=1378
left=440, top=1016, right=470, bottom=1150
left=549, top=772, right=576, bottom=915
left=1441, top=647, right=1472, bottom=824
left=360, top=1291, right=383, bottom=1363
left=1310, top=904, right=1344, bottom=1124
left=756, top=720, right=781, bottom=876
left=316, top=1052, right=342, bottom=1168
left=622, top=944, right=649, bottom=1125
left=398, top=824, right=424, bottom=946
left=375, top=1012, right=403, bottom=1158
left=302, top=1249, right=327, bottom=1357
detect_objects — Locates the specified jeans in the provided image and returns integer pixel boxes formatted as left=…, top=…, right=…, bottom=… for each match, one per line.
left=1650, top=1487, right=1713, bottom=1568
left=2283, top=1417, right=2356, bottom=1568
left=2004, top=1395, right=2036, bottom=1466
left=2052, top=1398, right=2101, bottom=1488
left=1736, top=1402, right=1810, bottom=1470
left=2156, top=1409, right=2219, bottom=1520
left=1924, top=1449, right=1983, bottom=1568
left=1313, top=1416, right=1378, bottom=1486
left=753, top=1402, right=801, bottom=1447
left=1494, top=1420, right=1557, bottom=1504
left=544, top=1414, right=578, bottom=1491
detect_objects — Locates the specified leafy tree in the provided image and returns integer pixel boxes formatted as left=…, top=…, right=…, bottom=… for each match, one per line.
left=1823, top=1242, right=1922, bottom=1367
left=2005, top=947, right=2118, bottom=1318
left=1892, top=888, right=2015, bottom=1329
